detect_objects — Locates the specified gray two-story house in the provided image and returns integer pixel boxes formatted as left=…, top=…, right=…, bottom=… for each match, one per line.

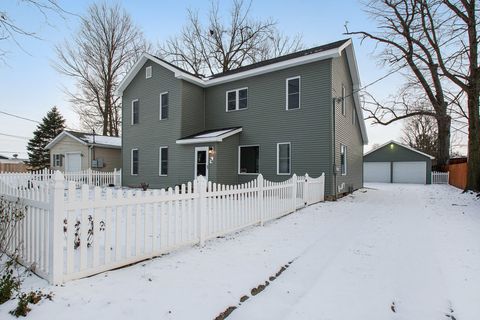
left=117, top=39, right=368, bottom=196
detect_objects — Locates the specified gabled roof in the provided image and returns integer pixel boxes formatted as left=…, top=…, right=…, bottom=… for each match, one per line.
left=364, top=140, right=435, bottom=159
left=116, top=38, right=368, bottom=144
left=176, top=127, right=242, bottom=144
left=45, top=130, right=122, bottom=150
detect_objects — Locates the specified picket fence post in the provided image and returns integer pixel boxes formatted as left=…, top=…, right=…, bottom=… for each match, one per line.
left=292, top=174, right=297, bottom=212
left=48, top=171, right=64, bottom=284
left=303, top=173, right=310, bottom=206
left=197, top=176, right=207, bottom=246
left=113, top=168, right=117, bottom=186
left=87, top=168, right=92, bottom=186
left=257, top=174, right=265, bottom=226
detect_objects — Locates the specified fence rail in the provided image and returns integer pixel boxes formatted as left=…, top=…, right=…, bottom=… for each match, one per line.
left=0, top=171, right=324, bottom=284
left=431, top=171, right=449, bottom=184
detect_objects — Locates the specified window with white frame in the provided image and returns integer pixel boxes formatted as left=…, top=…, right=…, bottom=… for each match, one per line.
left=131, top=149, right=139, bottom=175
left=286, top=77, right=300, bottom=110
left=160, top=92, right=169, bottom=120
left=159, top=147, right=168, bottom=176
left=341, top=84, right=346, bottom=116
left=132, top=99, right=139, bottom=124
left=53, top=154, right=62, bottom=167
left=146, top=66, right=152, bottom=79
left=226, top=88, right=248, bottom=111
left=238, top=145, right=259, bottom=174
left=340, top=144, right=347, bottom=175
left=277, top=142, right=291, bottom=175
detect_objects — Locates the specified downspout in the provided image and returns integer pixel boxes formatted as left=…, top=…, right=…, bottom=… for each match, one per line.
left=332, top=97, right=337, bottom=201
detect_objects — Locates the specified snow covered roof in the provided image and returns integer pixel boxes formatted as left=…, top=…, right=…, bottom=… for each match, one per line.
left=176, top=127, right=242, bottom=144
left=364, top=140, right=435, bottom=159
left=45, top=130, right=122, bottom=150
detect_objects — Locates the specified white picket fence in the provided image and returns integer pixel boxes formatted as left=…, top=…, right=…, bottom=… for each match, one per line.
left=0, top=171, right=324, bottom=284
left=431, top=171, right=449, bottom=184
left=0, top=168, right=122, bottom=189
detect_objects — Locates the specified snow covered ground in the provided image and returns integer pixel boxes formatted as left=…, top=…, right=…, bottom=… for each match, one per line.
left=1, top=183, right=479, bottom=320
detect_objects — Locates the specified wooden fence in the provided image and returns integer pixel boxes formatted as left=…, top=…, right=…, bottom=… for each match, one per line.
left=0, top=172, right=324, bottom=284
left=448, top=162, right=467, bottom=189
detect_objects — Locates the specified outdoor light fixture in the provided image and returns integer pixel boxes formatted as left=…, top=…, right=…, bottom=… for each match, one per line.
left=390, top=143, right=394, bottom=150
left=208, top=146, right=215, bottom=163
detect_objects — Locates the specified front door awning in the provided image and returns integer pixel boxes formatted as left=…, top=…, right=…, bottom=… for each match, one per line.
left=176, top=127, right=242, bottom=144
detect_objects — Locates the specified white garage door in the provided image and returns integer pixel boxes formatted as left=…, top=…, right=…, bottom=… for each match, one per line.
left=364, top=162, right=390, bottom=183
left=392, top=161, right=426, bottom=184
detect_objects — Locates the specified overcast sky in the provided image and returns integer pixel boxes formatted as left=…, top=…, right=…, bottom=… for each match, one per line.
left=1, top=0, right=461, bottom=159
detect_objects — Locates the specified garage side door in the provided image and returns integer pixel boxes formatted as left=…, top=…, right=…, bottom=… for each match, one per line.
left=364, top=162, right=390, bottom=183
left=392, top=161, right=426, bottom=184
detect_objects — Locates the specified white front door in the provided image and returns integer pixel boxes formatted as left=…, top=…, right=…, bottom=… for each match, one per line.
left=65, top=153, right=81, bottom=172
left=392, top=161, right=426, bottom=184
left=194, top=147, right=209, bottom=180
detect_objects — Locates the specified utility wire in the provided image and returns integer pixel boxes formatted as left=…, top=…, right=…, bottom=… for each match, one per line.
left=0, top=132, right=32, bottom=140
left=0, top=110, right=41, bottom=124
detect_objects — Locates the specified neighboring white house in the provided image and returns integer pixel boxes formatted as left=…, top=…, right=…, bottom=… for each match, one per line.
left=45, top=130, right=122, bottom=172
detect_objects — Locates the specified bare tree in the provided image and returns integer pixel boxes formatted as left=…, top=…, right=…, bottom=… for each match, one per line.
left=349, top=0, right=479, bottom=191
left=0, top=0, right=66, bottom=62
left=158, top=0, right=303, bottom=77
left=402, top=114, right=438, bottom=159
left=55, top=2, right=149, bottom=136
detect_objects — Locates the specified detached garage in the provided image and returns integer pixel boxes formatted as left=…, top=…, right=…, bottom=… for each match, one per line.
left=364, top=140, right=434, bottom=184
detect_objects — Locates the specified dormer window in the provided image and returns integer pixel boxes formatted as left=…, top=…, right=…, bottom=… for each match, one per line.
left=226, top=88, right=248, bottom=111
left=146, top=66, right=152, bottom=79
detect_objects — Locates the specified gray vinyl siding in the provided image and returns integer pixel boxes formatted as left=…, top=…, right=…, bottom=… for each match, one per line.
left=181, top=81, right=205, bottom=137
left=332, top=54, right=364, bottom=194
left=205, top=60, right=333, bottom=191
left=364, top=143, right=432, bottom=184
left=214, top=134, right=239, bottom=185
left=122, top=61, right=192, bottom=188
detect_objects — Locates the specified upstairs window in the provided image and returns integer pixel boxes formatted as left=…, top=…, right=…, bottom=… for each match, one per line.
left=53, top=154, right=62, bottom=167
left=159, top=147, right=168, bottom=176
left=131, top=149, right=139, bottom=175
left=226, top=88, right=248, bottom=111
left=286, top=76, right=300, bottom=110
left=160, top=92, right=169, bottom=120
left=277, top=142, right=291, bottom=175
left=132, top=99, right=139, bottom=124
left=146, top=66, right=152, bottom=79
left=341, top=84, right=346, bottom=116
left=340, top=144, right=347, bottom=175
left=238, top=145, right=259, bottom=174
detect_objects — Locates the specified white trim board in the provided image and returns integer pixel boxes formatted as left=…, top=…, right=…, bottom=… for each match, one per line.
left=176, top=128, right=242, bottom=145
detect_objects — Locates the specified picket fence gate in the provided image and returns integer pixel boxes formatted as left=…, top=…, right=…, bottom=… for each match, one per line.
left=431, top=171, right=449, bottom=184
left=0, top=171, right=324, bottom=284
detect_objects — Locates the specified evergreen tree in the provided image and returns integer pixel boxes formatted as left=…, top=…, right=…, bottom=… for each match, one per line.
left=27, top=107, right=66, bottom=170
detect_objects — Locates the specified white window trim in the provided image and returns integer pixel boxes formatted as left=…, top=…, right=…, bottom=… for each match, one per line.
left=146, top=66, right=152, bottom=79
left=341, top=84, right=346, bottom=116
left=131, top=99, right=139, bottom=125
left=238, top=144, right=260, bottom=175
left=131, top=148, right=138, bottom=176
left=340, top=144, right=347, bottom=176
left=159, top=92, right=169, bottom=120
left=276, top=142, right=291, bottom=175
left=158, top=146, right=168, bottom=176
left=53, top=154, right=62, bottom=167
left=225, top=87, right=248, bottom=112
left=286, top=76, right=301, bottom=110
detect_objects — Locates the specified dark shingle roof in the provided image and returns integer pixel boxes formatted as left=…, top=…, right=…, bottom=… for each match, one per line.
left=209, top=39, right=350, bottom=79
left=152, top=39, right=350, bottom=80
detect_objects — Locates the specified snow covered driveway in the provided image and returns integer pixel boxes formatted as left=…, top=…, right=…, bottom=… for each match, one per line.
left=2, top=184, right=479, bottom=320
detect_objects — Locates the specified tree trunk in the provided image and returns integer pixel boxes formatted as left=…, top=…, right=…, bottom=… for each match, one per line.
left=435, top=114, right=451, bottom=170
left=466, top=92, right=480, bottom=191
